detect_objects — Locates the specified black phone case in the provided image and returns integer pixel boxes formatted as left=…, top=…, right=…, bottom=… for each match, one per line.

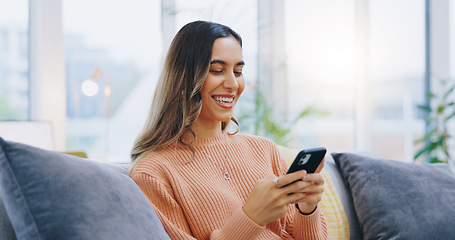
left=286, top=147, right=326, bottom=174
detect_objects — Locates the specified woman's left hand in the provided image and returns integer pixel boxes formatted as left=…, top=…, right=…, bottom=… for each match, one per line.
left=294, top=173, right=325, bottom=214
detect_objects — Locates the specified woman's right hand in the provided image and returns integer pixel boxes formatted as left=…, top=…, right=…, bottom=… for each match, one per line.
left=242, top=170, right=310, bottom=226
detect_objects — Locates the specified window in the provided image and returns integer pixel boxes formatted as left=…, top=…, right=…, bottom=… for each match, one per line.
left=0, top=0, right=29, bottom=121
left=369, top=0, right=425, bottom=161
left=285, top=0, right=356, bottom=151
left=63, top=0, right=161, bottom=162
left=284, top=0, right=425, bottom=161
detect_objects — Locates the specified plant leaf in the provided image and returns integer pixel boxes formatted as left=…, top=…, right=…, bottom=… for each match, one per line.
left=414, top=148, right=427, bottom=159
left=426, top=92, right=436, bottom=98
left=290, top=106, right=329, bottom=125
left=429, top=157, right=443, bottom=163
left=417, top=105, right=431, bottom=112
left=415, top=128, right=437, bottom=143
left=437, top=105, right=445, bottom=114
left=446, top=112, right=455, bottom=120
left=443, top=86, right=455, bottom=100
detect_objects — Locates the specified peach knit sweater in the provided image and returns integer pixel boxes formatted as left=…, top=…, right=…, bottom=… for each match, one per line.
left=130, top=133, right=327, bottom=240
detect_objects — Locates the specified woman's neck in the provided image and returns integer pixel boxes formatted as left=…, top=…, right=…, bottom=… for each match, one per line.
left=190, top=120, right=223, bottom=139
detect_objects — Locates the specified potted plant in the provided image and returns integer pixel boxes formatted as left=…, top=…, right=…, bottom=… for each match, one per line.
left=414, top=78, right=455, bottom=173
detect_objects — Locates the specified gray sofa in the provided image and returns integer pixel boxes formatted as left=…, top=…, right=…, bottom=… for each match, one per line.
left=1, top=137, right=455, bottom=240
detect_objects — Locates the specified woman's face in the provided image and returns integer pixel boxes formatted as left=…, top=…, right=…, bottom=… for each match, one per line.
left=198, top=36, right=245, bottom=126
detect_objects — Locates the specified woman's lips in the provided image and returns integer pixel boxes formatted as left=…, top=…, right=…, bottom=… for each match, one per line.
left=212, top=95, right=235, bottom=108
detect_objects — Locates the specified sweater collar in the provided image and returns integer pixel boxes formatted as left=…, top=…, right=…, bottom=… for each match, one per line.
left=192, top=132, right=229, bottom=147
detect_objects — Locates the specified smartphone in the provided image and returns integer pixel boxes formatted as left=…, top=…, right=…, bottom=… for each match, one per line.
left=286, top=147, right=326, bottom=174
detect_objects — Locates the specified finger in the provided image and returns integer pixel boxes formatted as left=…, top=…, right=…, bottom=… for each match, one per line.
left=296, top=192, right=323, bottom=206
left=284, top=179, right=325, bottom=197
left=292, top=188, right=324, bottom=205
left=267, top=175, right=283, bottom=189
left=302, top=173, right=324, bottom=185
left=288, top=191, right=322, bottom=206
left=281, top=180, right=313, bottom=195
left=298, top=184, right=325, bottom=195
left=275, top=170, right=307, bottom=188
left=286, top=192, right=307, bottom=204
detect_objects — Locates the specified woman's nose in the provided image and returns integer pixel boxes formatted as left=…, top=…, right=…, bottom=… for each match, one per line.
left=223, top=72, right=239, bottom=90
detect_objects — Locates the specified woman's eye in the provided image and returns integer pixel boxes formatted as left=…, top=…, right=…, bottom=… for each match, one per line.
left=210, top=70, right=223, bottom=74
left=234, top=71, right=243, bottom=76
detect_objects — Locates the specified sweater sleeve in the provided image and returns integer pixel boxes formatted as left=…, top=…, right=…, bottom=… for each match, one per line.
left=131, top=171, right=195, bottom=239
left=131, top=170, right=265, bottom=240
left=283, top=206, right=328, bottom=239
left=210, top=207, right=265, bottom=239
left=270, top=143, right=328, bottom=239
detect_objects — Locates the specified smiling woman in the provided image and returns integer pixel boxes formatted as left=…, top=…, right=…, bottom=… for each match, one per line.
left=128, top=21, right=328, bottom=239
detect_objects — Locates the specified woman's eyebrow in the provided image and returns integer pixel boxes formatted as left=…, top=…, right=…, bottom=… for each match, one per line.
left=210, top=60, right=226, bottom=65
left=210, top=60, right=246, bottom=66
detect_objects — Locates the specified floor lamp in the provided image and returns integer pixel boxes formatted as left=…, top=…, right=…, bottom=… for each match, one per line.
left=81, top=68, right=111, bottom=159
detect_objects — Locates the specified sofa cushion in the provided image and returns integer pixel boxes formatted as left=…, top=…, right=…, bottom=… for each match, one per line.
left=0, top=189, right=17, bottom=240
left=332, top=152, right=455, bottom=239
left=0, top=137, right=170, bottom=240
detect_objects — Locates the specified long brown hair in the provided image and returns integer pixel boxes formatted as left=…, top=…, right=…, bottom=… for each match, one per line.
left=130, top=21, right=242, bottom=168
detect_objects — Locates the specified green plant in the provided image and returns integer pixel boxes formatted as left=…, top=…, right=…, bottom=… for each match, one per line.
left=239, top=91, right=328, bottom=146
left=414, top=79, right=455, bottom=163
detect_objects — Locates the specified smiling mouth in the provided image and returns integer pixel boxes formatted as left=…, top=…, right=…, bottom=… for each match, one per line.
left=213, top=96, right=235, bottom=104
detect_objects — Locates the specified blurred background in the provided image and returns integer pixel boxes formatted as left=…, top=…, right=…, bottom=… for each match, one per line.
left=0, top=0, right=454, bottom=163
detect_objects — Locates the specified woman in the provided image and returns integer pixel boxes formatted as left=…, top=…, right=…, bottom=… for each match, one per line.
left=130, top=20, right=327, bottom=239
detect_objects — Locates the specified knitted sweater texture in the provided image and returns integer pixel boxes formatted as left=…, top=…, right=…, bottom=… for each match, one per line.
left=130, top=133, right=327, bottom=239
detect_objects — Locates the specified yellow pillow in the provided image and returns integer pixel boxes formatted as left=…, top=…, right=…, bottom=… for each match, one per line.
left=277, top=146, right=350, bottom=239
left=62, top=151, right=88, bottom=158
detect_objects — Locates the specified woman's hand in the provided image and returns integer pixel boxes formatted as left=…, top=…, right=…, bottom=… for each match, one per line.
left=242, top=170, right=314, bottom=226
left=294, top=173, right=325, bottom=214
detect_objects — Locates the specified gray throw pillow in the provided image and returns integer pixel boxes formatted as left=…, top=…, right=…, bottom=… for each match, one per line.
left=0, top=137, right=170, bottom=240
left=332, top=152, right=455, bottom=240
left=0, top=189, right=17, bottom=240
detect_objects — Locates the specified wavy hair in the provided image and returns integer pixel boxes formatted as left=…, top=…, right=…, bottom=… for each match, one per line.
left=130, top=21, right=242, bottom=169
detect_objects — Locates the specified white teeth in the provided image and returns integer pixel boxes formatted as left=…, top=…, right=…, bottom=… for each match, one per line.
left=214, top=96, right=234, bottom=104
